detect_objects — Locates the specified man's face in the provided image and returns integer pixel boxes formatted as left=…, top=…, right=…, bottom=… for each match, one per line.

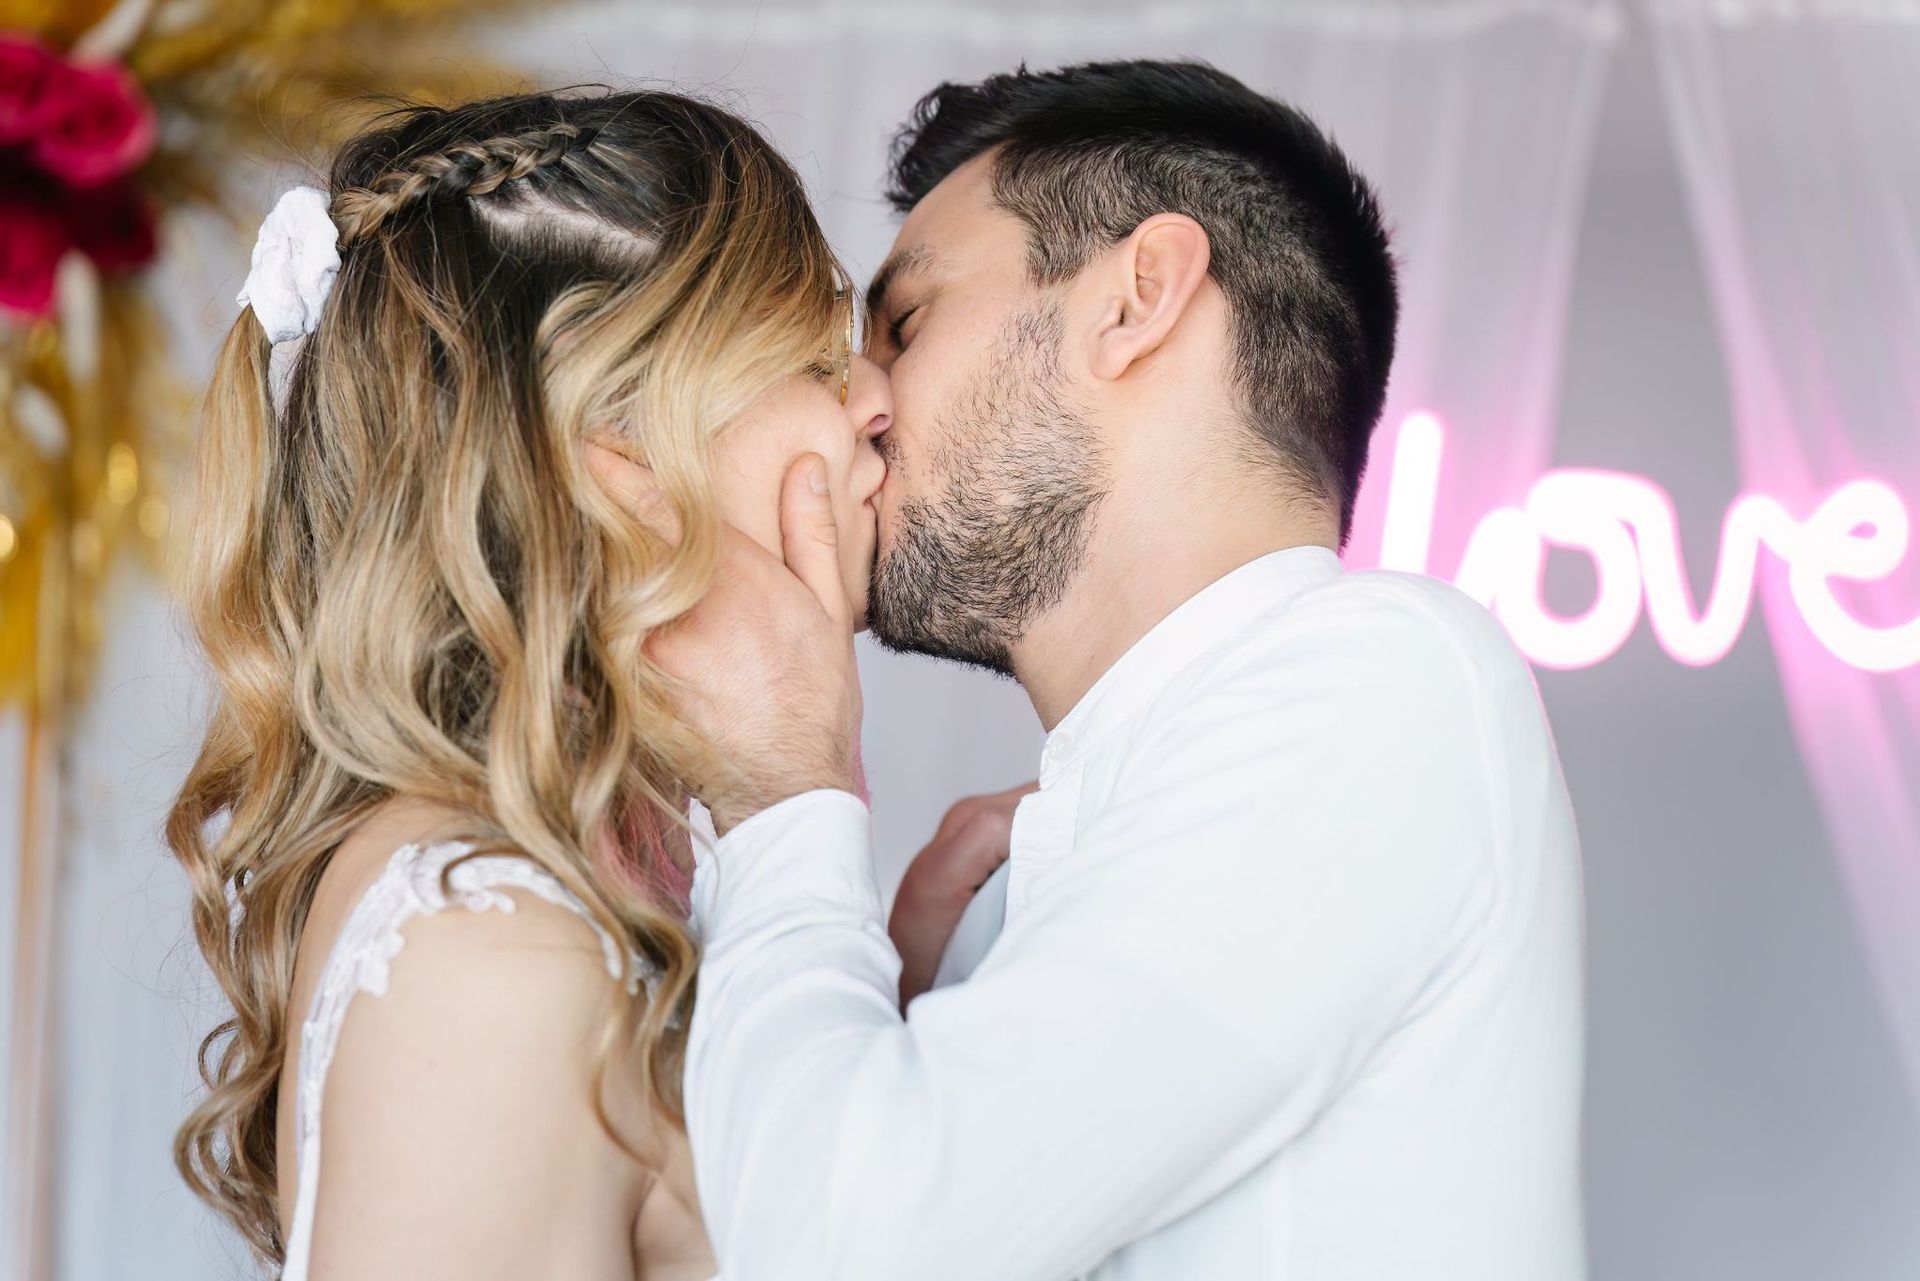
left=863, top=154, right=1110, bottom=677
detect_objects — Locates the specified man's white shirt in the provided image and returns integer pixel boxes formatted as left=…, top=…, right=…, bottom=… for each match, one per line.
left=685, top=545, right=1587, bottom=1280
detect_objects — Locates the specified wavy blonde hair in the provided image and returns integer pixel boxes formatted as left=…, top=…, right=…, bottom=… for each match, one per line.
left=169, top=87, right=846, bottom=1265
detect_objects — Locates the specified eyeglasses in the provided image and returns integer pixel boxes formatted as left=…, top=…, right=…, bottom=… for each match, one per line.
left=828, top=282, right=854, bottom=406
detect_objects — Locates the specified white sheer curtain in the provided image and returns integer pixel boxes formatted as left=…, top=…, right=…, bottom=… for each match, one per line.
left=1650, top=0, right=1920, bottom=1104
left=31, top=4, right=1620, bottom=1278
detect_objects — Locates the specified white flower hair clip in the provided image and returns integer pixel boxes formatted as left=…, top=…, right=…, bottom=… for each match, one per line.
left=235, top=185, right=341, bottom=344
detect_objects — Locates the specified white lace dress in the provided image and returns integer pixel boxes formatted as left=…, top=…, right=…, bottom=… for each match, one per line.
left=279, top=839, right=698, bottom=1281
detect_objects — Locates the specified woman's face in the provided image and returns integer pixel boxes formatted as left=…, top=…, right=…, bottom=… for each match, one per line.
left=713, top=353, right=893, bottom=628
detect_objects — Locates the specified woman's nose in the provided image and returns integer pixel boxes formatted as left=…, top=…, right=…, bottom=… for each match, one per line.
left=847, top=353, right=892, bottom=442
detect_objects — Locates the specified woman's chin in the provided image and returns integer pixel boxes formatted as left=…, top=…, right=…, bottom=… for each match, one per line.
left=845, top=578, right=872, bottom=633
left=844, top=526, right=878, bottom=629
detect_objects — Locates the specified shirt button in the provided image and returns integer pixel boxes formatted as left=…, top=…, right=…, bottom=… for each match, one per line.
left=1044, top=730, right=1075, bottom=769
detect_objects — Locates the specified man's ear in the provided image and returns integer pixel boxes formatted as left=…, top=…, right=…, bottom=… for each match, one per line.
left=1087, top=213, right=1212, bottom=382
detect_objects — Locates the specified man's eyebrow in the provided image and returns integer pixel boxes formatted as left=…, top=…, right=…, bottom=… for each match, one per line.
left=864, top=245, right=940, bottom=323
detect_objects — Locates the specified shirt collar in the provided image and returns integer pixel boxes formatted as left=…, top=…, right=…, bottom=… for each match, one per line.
left=1037, top=545, right=1343, bottom=784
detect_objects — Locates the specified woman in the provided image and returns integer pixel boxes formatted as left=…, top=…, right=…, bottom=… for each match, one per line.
left=169, top=87, right=891, bottom=1279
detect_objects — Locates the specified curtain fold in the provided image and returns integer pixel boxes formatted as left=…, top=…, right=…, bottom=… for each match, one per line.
left=1650, top=0, right=1920, bottom=1102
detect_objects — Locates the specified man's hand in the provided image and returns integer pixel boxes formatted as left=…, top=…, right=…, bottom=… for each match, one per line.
left=586, top=445, right=862, bottom=834
left=889, top=781, right=1040, bottom=1007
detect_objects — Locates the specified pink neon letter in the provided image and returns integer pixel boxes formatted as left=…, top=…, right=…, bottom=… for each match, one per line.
left=1372, top=412, right=1920, bottom=672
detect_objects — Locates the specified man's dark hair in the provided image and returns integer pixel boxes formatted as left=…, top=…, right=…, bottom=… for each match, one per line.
left=887, top=59, right=1398, bottom=548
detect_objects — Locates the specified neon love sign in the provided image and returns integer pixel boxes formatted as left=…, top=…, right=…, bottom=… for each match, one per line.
left=1374, top=412, right=1920, bottom=673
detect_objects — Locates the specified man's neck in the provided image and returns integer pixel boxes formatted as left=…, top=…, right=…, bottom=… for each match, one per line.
left=1010, top=477, right=1338, bottom=731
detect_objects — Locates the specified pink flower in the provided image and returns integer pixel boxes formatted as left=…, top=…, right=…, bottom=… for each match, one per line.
left=0, top=35, right=63, bottom=145
left=0, top=195, right=72, bottom=317
left=31, top=58, right=155, bottom=187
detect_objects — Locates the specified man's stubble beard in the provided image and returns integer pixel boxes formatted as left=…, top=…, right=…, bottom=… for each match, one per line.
left=866, top=304, right=1110, bottom=678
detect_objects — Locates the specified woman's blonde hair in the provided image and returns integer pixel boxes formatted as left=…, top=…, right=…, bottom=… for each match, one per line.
left=169, top=87, right=846, bottom=1265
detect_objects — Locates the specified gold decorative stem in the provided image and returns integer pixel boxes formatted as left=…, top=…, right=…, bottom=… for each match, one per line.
left=8, top=698, right=65, bottom=1281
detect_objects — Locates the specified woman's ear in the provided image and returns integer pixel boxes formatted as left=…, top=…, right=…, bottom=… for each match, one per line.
left=1087, top=214, right=1212, bottom=382
left=582, top=435, right=682, bottom=542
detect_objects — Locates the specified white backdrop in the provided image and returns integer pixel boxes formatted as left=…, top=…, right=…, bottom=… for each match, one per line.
left=5, top=2, right=1918, bottom=1279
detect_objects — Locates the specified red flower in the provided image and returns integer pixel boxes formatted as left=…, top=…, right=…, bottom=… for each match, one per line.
left=63, top=177, right=157, bottom=273
left=32, top=58, right=155, bottom=188
left=0, top=35, right=63, bottom=145
left=0, top=36, right=158, bottom=311
left=0, top=195, right=72, bottom=316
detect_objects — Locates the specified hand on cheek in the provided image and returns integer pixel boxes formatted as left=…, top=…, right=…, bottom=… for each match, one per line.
left=640, top=453, right=864, bottom=833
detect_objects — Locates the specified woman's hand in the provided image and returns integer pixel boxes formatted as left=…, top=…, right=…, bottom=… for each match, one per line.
left=888, top=781, right=1039, bottom=1009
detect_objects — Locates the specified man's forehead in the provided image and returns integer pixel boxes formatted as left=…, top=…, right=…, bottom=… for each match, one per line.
left=867, top=154, right=1005, bottom=313
left=902, top=150, right=997, bottom=234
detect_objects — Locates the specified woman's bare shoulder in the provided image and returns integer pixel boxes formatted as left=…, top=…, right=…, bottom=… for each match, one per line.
left=285, top=804, right=670, bottom=1277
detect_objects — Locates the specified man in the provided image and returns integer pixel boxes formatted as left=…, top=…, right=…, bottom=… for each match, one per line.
left=639, top=59, right=1585, bottom=1280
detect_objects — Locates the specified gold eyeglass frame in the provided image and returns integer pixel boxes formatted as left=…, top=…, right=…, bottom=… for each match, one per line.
left=830, top=281, right=854, bottom=406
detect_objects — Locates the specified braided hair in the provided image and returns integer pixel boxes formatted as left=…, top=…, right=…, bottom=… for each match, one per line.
left=330, top=119, right=601, bottom=244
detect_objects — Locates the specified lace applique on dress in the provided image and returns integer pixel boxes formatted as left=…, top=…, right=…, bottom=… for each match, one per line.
left=279, top=840, right=655, bottom=1281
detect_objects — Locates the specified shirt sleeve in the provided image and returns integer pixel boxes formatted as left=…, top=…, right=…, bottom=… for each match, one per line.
left=684, top=608, right=1502, bottom=1281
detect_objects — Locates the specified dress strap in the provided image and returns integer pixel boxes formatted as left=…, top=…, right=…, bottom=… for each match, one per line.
left=279, top=840, right=649, bottom=1280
